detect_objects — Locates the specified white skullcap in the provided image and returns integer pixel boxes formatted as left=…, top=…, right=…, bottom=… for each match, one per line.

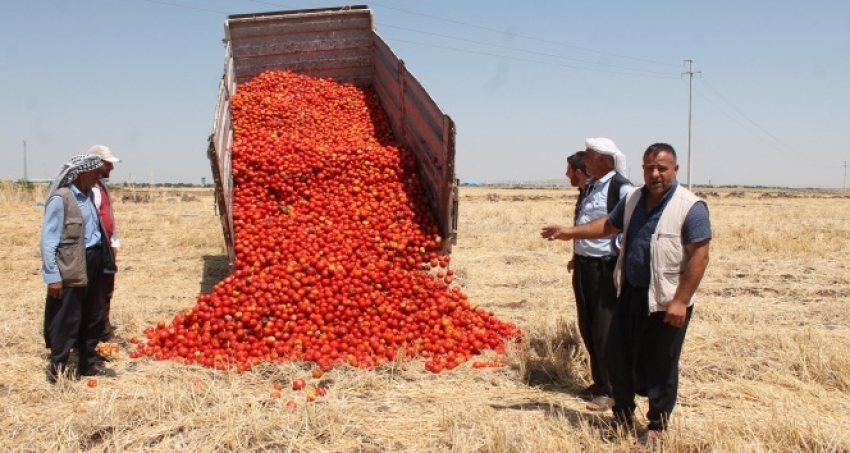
left=585, top=137, right=628, bottom=177
left=88, top=144, right=121, bottom=163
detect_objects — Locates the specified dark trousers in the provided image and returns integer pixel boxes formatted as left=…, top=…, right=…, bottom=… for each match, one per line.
left=43, top=247, right=107, bottom=372
left=572, top=254, right=618, bottom=395
left=605, top=282, right=693, bottom=431
left=102, top=272, right=115, bottom=336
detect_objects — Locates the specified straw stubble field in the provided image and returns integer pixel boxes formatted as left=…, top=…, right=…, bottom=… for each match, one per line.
left=1, top=182, right=849, bottom=452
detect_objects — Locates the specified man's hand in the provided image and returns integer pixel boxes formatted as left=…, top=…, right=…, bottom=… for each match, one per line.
left=541, top=225, right=570, bottom=241
left=112, top=247, right=118, bottom=259
left=663, top=299, right=688, bottom=328
left=567, top=259, right=575, bottom=273
left=47, top=282, right=63, bottom=299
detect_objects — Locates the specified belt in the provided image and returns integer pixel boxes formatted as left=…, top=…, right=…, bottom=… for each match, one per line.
left=574, top=254, right=617, bottom=263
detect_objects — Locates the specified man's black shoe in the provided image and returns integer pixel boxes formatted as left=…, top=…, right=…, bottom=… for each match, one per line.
left=100, top=324, right=116, bottom=342
left=79, top=363, right=117, bottom=378
left=577, top=384, right=605, bottom=398
left=94, top=352, right=109, bottom=363
left=47, top=363, right=68, bottom=384
left=47, top=365, right=58, bottom=384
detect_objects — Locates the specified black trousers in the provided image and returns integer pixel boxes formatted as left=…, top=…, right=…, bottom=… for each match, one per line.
left=102, top=272, right=115, bottom=336
left=605, top=282, right=693, bottom=431
left=572, top=254, right=618, bottom=395
left=43, top=247, right=107, bottom=372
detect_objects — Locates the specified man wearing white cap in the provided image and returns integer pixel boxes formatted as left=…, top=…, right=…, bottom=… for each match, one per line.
left=88, top=145, right=122, bottom=343
left=546, top=137, right=633, bottom=411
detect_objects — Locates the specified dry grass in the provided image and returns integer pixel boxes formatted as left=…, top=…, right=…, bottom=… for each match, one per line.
left=2, top=183, right=850, bottom=452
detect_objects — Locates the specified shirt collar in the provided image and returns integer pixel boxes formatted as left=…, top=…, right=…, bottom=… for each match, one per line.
left=587, top=170, right=616, bottom=192
left=68, top=183, right=91, bottom=199
left=597, top=170, right=616, bottom=184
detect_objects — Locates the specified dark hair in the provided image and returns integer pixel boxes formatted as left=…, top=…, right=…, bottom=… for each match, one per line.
left=567, top=151, right=587, bottom=174
left=643, top=143, right=677, bottom=162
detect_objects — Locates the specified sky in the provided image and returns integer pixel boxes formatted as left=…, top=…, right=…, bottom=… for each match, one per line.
left=2, top=0, right=849, bottom=188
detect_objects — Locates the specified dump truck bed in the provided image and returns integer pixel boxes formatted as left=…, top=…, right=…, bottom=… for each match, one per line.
left=208, top=5, right=457, bottom=263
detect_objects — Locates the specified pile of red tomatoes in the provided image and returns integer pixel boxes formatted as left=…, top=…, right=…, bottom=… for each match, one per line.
left=132, top=70, right=521, bottom=373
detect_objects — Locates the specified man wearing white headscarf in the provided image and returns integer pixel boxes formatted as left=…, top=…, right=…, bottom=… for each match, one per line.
left=41, top=153, right=117, bottom=382
left=543, top=137, right=633, bottom=411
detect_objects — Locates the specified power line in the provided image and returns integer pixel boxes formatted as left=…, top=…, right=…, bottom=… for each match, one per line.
left=378, top=23, right=678, bottom=77
left=367, top=1, right=681, bottom=68
left=699, top=77, right=798, bottom=154
left=147, top=0, right=679, bottom=78
left=693, top=87, right=796, bottom=160
left=385, top=37, right=679, bottom=80
left=241, top=0, right=680, bottom=69
left=141, top=0, right=226, bottom=14
left=242, top=0, right=296, bottom=8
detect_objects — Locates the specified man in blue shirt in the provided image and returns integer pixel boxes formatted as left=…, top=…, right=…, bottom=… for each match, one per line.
left=542, top=143, right=711, bottom=448
left=42, top=153, right=117, bottom=382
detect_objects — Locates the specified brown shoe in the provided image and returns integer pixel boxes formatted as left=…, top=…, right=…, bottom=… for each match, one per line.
left=586, top=396, right=614, bottom=411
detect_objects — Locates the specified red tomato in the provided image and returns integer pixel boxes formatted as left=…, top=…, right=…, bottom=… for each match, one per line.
left=132, top=70, right=522, bottom=374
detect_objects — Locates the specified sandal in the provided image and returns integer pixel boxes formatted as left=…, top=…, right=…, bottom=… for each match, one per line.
left=586, top=396, right=614, bottom=411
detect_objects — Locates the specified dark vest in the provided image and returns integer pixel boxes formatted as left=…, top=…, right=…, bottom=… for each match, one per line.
left=606, top=173, right=632, bottom=213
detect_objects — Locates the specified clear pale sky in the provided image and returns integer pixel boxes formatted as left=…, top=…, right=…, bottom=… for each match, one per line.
left=2, top=1, right=848, bottom=188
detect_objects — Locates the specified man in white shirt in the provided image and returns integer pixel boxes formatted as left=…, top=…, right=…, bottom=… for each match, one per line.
left=569, top=138, right=632, bottom=411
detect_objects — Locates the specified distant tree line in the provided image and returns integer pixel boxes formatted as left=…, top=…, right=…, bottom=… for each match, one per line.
left=119, top=182, right=207, bottom=188
left=3, top=179, right=211, bottom=191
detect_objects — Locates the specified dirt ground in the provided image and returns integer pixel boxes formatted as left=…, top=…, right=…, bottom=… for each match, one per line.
left=1, top=183, right=849, bottom=452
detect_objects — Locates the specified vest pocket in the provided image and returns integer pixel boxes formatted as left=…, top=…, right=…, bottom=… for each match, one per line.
left=652, top=233, right=684, bottom=309
left=63, top=219, right=84, bottom=241
left=653, top=233, right=683, bottom=266
left=57, top=244, right=86, bottom=286
left=655, top=269, right=681, bottom=308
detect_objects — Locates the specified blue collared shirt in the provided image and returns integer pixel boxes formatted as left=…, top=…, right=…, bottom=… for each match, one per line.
left=40, top=184, right=102, bottom=284
left=608, top=182, right=712, bottom=288
left=575, top=171, right=632, bottom=257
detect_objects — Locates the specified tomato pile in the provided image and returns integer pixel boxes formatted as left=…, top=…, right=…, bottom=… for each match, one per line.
left=132, top=70, right=521, bottom=373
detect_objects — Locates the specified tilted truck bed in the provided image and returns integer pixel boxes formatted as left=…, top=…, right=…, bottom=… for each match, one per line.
left=207, top=5, right=458, bottom=263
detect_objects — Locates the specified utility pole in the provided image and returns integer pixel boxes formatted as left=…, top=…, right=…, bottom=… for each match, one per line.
left=683, top=60, right=701, bottom=190
left=843, top=161, right=848, bottom=192
left=22, top=140, right=28, bottom=182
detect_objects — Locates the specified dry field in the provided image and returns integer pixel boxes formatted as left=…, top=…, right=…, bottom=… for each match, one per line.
left=1, top=181, right=849, bottom=452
